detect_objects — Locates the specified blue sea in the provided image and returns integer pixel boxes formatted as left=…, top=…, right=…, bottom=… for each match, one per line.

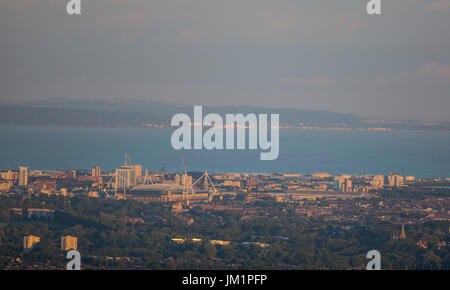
left=0, top=126, right=449, bottom=178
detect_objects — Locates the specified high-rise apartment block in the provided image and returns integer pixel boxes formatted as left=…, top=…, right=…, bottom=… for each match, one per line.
left=372, top=175, right=385, bottom=187
left=115, top=166, right=136, bottom=191
left=388, top=173, right=404, bottom=187
left=23, top=235, right=40, bottom=250
left=130, top=165, right=142, bottom=178
left=61, top=235, right=78, bottom=251
left=18, top=167, right=28, bottom=186
left=334, top=176, right=352, bottom=192
left=91, top=166, right=101, bottom=177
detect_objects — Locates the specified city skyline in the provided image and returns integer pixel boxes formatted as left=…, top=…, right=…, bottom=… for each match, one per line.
left=1, top=158, right=448, bottom=270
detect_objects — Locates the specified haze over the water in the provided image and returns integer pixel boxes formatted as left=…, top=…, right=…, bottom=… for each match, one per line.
left=0, top=1, right=449, bottom=121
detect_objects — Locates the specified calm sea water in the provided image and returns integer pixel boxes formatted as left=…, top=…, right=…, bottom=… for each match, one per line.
left=0, top=126, right=449, bottom=178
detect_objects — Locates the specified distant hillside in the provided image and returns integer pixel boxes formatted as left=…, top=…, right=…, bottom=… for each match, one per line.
left=0, top=99, right=448, bottom=130
left=0, top=106, right=167, bottom=128
left=0, top=99, right=362, bottom=126
left=21, top=98, right=187, bottom=115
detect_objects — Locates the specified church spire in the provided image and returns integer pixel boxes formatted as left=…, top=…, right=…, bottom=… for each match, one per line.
left=400, top=224, right=406, bottom=239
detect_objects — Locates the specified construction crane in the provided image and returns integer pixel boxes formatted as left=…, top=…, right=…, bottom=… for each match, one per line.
left=124, top=153, right=132, bottom=166
left=103, top=172, right=117, bottom=198
left=159, top=163, right=167, bottom=182
left=180, top=153, right=194, bottom=205
left=102, top=169, right=127, bottom=199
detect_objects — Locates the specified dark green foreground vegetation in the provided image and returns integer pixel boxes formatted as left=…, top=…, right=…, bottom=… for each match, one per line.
left=0, top=195, right=448, bottom=270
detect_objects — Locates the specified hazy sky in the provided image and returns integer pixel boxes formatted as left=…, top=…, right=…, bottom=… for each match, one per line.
left=0, top=0, right=449, bottom=121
